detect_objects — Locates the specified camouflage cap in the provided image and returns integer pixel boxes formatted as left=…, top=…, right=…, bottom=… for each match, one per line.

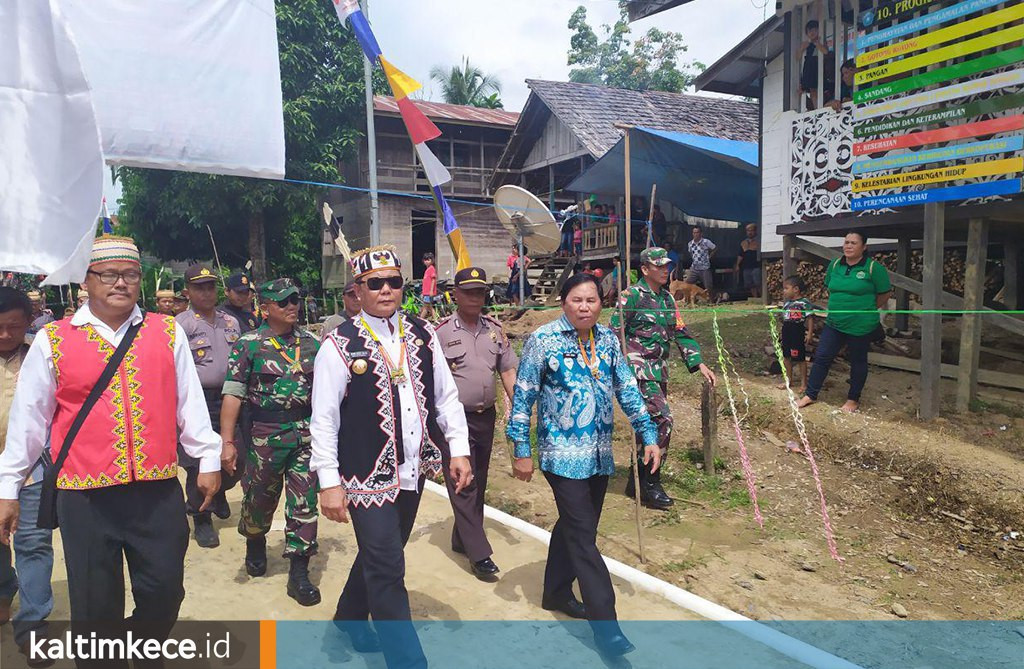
left=640, top=247, right=672, bottom=266
left=258, top=278, right=299, bottom=301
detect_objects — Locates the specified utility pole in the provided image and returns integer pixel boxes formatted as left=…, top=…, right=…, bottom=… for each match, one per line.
left=362, top=0, right=380, bottom=246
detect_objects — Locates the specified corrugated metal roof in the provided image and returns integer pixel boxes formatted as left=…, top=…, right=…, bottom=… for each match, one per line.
left=373, top=96, right=519, bottom=127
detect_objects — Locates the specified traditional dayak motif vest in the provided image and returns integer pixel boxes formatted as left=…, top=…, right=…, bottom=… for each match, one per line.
left=45, top=313, right=179, bottom=490
left=327, top=314, right=445, bottom=508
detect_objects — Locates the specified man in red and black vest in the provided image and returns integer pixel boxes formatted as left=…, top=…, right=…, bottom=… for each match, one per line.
left=311, top=245, right=473, bottom=669
left=0, top=235, right=222, bottom=666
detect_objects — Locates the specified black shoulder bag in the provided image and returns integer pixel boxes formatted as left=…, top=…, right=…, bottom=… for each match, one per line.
left=37, top=320, right=144, bottom=529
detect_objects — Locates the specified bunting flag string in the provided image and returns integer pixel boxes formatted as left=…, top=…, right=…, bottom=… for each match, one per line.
left=331, top=0, right=472, bottom=270
left=768, top=313, right=843, bottom=564
left=712, top=312, right=764, bottom=529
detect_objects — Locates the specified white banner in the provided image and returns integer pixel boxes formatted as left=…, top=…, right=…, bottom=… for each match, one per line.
left=57, top=0, right=285, bottom=179
left=0, top=0, right=104, bottom=283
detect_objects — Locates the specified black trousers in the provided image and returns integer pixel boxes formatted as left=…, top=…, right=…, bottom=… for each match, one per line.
left=542, top=472, right=616, bottom=621
left=181, top=393, right=240, bottom=516
left=440, top=407, right=495, bottom=562
left=335, top=479, right=426, bottom=669
left=57, top=478, right=189, bottom=669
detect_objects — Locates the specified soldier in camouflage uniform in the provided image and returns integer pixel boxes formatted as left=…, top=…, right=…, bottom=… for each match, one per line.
left=219, top=278, right=322, bottom=606
left=611, top=247, right=717, bottom=509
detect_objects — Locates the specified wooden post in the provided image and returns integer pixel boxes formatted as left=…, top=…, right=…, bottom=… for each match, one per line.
left=701, top=379, right=717, bottom=476
left=624, top=129, right=632, bottom=283
left=645, top=183, right=657, bottom=249
left=613, top=270, right=643, bottom=564
left=782, top=234, right=797, bottom=279
left=1005, top=240, right=1020, bottom=310
left=895, top=236, right=911, bottom=332
left=956, top=219, right=989, bottom=413
left=548, top=164, right=555, bottom=213
left=920, top=202, right=945, bottom=420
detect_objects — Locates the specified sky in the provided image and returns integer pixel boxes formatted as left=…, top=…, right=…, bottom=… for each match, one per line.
left=104, top=0, right=772, bottom=211
left=365, top=0, right=773, bottom=111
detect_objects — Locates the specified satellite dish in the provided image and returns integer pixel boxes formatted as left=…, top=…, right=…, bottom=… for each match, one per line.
left=494, top=185, right=561, bottom=256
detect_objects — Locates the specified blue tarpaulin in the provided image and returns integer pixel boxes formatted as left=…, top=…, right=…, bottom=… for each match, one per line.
left=567, top=127, right=759, bottom=223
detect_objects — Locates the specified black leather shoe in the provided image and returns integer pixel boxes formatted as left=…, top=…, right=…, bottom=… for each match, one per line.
left=642, top=473, right=674, bottom=510
left=245, top=537, right=267, bottom=577
left=471, top=557, right=500, bottom=581
left=334, top=621, right=381, bottom=653
left=542, top=595, right=587, bottom=619
left=212, top=494, right=231, bottom=520
left=287, top=555, right=322, bottom=607
left=594, top=632, right=636, bottom=657
left=193, top=515, right=219, bottom=548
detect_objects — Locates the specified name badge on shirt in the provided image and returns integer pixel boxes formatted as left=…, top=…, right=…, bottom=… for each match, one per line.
left=447, top=339, right=461, bottom=347
left=350, top=350, right=370, bottom=359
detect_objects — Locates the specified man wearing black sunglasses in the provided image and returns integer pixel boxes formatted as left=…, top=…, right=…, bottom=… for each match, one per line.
left=220, top=278, right=322, bottom=607
left=311, top=245, right=472, bottom=667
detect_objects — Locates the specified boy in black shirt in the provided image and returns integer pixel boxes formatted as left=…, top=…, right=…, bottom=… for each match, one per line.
left=777, top=276, right=817, bottom=392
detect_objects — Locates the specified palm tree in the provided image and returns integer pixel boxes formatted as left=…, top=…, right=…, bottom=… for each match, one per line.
left=429, top=57, right=502, bottom=108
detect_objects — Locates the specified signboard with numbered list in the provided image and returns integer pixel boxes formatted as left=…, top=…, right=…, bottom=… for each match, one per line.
left=851, top=0, right=1024, bottom=211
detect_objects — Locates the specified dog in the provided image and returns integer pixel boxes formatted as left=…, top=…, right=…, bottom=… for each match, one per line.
left=670, top=280, right=709, bottom=307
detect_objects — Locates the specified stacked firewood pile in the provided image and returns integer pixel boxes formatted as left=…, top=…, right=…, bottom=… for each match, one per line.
left=765, top=250, right=1002, bottom=302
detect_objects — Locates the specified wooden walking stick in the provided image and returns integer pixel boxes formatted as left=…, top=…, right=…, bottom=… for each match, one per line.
left=614, top=255, right=645, bottom=564
left=645, top=184, right=657, bottom=249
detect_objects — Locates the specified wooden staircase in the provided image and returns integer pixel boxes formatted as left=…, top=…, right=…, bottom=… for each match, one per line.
left=527, top=255, right=577, bottom=305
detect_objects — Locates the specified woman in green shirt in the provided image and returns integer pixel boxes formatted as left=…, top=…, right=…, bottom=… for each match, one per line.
left=797, top=232, right=891, bottom=413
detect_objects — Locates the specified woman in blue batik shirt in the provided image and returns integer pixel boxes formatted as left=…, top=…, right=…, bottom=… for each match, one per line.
left=507, top=273, right=658, bottom=659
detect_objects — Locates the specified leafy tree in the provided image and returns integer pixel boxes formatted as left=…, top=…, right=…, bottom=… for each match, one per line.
left=118, top=0, right=378, bottom=287
left=567, top=4, right=704, bottom=93
left=429, top=57, right=503, bottom=108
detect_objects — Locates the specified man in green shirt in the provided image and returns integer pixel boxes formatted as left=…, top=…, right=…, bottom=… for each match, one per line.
left=612, top=248, right=716, bottom=509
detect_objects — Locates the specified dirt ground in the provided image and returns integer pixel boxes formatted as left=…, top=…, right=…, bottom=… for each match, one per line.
left=495, top=302, right=1024, bottom=623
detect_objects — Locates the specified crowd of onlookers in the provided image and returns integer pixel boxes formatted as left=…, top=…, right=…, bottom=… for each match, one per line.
left=549, top=207, right=765, bottom=302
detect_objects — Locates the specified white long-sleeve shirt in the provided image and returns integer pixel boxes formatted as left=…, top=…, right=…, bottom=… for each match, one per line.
left=0, top=304, right=222, bottom=499
left=310, top=310, right=470, bottom=491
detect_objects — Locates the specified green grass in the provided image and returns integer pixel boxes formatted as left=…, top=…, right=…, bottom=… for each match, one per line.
left=485, top=494, right=529, bottom=518
left=970, top=398, right=1024, bottom=419
left=663, top=556, right=708, bottom=572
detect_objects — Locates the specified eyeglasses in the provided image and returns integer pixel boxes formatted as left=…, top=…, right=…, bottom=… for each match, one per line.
left=359, top=276, right=403, bottom=291
left=275, top=294, right=300, bottom=308
left=87, top=269, right=142, bottom=285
